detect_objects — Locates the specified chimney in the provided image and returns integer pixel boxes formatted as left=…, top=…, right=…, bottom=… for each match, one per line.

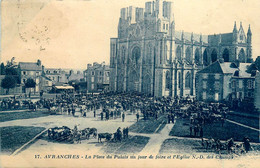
left=37, top=59, right=41, bottom=66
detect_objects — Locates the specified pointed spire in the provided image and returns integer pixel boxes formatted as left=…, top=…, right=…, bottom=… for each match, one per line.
left=181, top=30, right=184, bottom=40
left=233, top=21, right=237, bottom=33
left=247, top=24, right=252, bottom=35
left=200, top=33, right=202, bottom=42
left=240, top=21, right=243, bottom=28
left=191, top=32, right=194, bottom=41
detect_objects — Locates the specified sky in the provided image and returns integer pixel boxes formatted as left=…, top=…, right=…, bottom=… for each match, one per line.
left=1, top=0, right=260, bottom=69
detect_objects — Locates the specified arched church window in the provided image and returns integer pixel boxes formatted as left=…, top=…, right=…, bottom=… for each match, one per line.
left=176, top=46, right=182, bottom=61
left=185, top=47, right=192, bottom=63
left=165, top=71, right=171, bottom=90
left=166, top=45, right=170, bottom=62
left=222, top=48, right=229, bottom=62
left=203, top=50, right=208, bottom=66
left=211, top=49, right=218, bottom=63
left=132, top=46, right=141, bottom=65
left=178, top=71, right=181, bottom=89
left=195, top=48, right=200, bottom=64
left=185, top=72, right=191, bottom=89
left=238, top=48, right=246, bottom=62
left=121, top=47, right=126, bottom=64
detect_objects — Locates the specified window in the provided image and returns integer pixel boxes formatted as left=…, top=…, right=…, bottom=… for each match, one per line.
left=178, top=72, right=181, bottom=89
left=203, top=92, right=206, bottom=100
left=215, top=81, right=220, bottom=90
left=203, top=81, right=207, bottom=89
left=239, top=80, right=243, bottom=89
left=165, top=71, right=171, bottom=90
left=247, top=80, right=253, bottom=89
left=215, top=74, right=220, bottom=80
left=185, top=72, right=191, bottom=89
left=23, top=71, right=26, bottom=75
left=91, top=84, right=94, bottom=90
left=232, top=81, right=236, bottom=88
left=163, top=23, right=165, bottom=30
left=166, top=24, right=168, bottom=30
left=91, top=71, right=95, bottom=76
left=91, top=77, right=94, bottom=82
left=203, top=74, right=208, bottom=79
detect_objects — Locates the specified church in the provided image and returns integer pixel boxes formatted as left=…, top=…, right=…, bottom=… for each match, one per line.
left=109, top=0, right=252, bottom=97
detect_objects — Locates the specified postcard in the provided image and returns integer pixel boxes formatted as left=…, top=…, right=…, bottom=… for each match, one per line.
left=0, top=0, right=259, bottom=167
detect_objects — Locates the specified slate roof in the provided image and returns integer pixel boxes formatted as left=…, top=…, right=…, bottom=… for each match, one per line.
left=237, top=63, right=254, bottom=78
left=19, top=62, right=42, bottom=71
left=198, top=61, right=238, bottom=74
left=175, top=31, right=208, bottom=43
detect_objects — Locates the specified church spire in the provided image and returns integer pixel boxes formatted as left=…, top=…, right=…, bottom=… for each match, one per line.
left=247, top=24, right=252, bottom=35
left=233, top=21, right=237, bottom=33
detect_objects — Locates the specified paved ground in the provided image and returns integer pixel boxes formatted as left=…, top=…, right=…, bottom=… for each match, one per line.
left=0, top=107, right=259, bottom=167
left=0, top=108, right=137, bottom=156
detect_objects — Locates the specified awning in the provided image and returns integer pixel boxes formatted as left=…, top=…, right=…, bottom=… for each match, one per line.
left=54, top=86, right=74, bottom=90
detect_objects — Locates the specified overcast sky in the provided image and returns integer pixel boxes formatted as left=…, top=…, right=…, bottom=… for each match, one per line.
left=1, top=0, right=260, bottom=69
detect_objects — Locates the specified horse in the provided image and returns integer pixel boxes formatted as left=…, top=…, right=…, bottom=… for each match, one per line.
left=98, top=133, right=112, bottom=143
left=88, top=128, right=97, bottom=138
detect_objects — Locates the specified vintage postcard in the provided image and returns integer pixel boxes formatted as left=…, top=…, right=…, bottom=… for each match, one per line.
left=0, top=0, right=259, bottom=167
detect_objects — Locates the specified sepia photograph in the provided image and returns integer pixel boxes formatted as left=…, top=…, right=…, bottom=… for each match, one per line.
left=0, top=0, right=259, bottom=167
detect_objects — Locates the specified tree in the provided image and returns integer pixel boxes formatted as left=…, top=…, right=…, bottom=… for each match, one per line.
left=1, top=76, right=17, bottom=94
left=25, top=78, right=36, bottom=95
left=0, top=63, right=5, bottom=75
left=255, top=56, right=260, bottom=71
left=25, top=78, right=36, bottom=88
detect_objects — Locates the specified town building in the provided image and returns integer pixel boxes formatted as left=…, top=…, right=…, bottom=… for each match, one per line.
left=86, top=62, right=110, bottom=93
left=44, top=68, right=68, bottom=84
left=109, top=0, right=252, bottom=97
left=254, top=71, right=260, bottom=111
left=67, top=70, right=85, bottom=82
left=19, top=60, right=43, bottom=93
left=196, top=60, right=257, bottom=102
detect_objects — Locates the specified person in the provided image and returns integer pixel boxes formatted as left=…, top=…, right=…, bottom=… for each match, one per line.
left=123, top=128, right=126, bottom=139
left=227, top=138, right=234, bottom=154
left=168, top=113, right=171, bottom=124
left=243, top=137, right=251, bottom=153
left=68, top=108, right=71, bottom=115
left=125, top=127, right=129, bottom=138
left=122, top=112, right=125, bottom=122
left=83, top=111, right=86, bottom=117
left=171, top=114, right=175, bottom=123
left=116, top=127, right=122, bottom=141
left=101, top=112, right=104, bottom=121
left=190, top=125, right=193, bottom=137
left=93, top=109, right=96, bottom=118
left=200, top=126, right=203, bottom=137
left=221, top=118, right=225, bottom=127
left=136, top=112, right=140, bottom=122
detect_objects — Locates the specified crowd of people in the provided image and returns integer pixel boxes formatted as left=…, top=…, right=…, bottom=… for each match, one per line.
left=0, top=91, right=253, bottom=154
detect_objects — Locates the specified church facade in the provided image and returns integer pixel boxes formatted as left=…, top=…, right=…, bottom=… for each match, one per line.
left=109, top=0, right=252, bottom=97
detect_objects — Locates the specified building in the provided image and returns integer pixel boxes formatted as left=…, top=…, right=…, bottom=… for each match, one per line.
left=67, top=70, right=85, bottom=82
left=19, top=60, right=43, bottom=93
left=86, top=62, right=110, bottom=93
left=254, top=72, right=260, bottom=111
left=109, top=0, right=252, bottom=97
left=196, top=60, right=257, bottom=102
left=44, top=68, right=68, bottom=84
